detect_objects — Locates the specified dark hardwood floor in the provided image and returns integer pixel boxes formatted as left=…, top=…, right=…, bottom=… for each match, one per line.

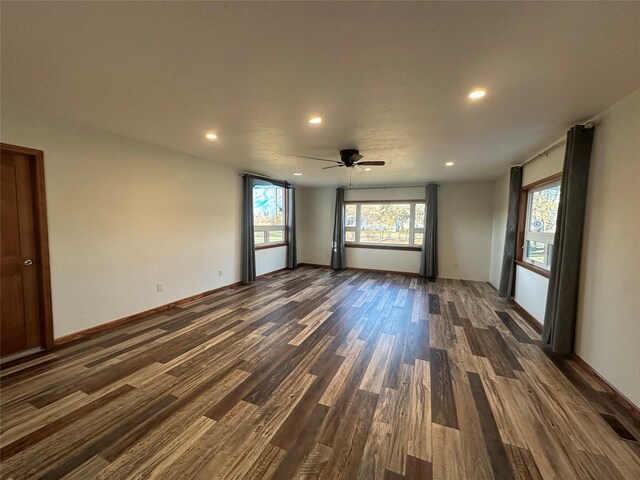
left=1, top=266, right=639, bottom=479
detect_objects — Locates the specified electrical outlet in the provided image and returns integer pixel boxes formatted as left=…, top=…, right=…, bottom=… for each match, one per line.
left=218, top=269, right=223, bottom=277
left=156, top=282, right=163, bottom=292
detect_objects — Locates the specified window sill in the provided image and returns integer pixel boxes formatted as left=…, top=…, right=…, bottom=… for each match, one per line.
left=346, top=244, right=422, bottom=252
left=255, top=243, right=288, bottom=251
left=515, top=259, right=550, bottom=278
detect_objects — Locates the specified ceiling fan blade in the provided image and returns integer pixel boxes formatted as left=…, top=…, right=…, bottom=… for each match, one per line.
left=322, top=165, right=342, bottom=170
left=288, top=154, right=340, bottom=164
left=355, top=161, right=386, bottom=166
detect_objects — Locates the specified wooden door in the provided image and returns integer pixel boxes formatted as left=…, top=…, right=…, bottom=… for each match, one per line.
left=1, top=146, right=52, bottom=357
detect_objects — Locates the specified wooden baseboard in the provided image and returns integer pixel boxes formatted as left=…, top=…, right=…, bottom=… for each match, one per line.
left=509, top=299, right=543, bottom=333
left=298, top=262, right=330, bottom=270
left=571, top=353, right=640, bottom=422
left=54, top=267, right=294, bottom=347
left=298, top=263, right=420, bottom=277
left=345, top=266, right=420, bottom=277
left=54, top=280, right=243, bottom=346
left=504, top=298, right=639, bottom=423
left=257, top=267, right=289, bottom=278
left=510, top=294, right=639, bottom=421
left=511, top=298, right=640, bottom=422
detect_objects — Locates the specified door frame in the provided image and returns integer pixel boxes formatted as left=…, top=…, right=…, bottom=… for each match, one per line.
left=1, top=143, right=54, bottom=351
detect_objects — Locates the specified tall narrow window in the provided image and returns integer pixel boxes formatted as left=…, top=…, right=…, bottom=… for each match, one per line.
left=253, top=184, right=287, bottom=247
left=523, top=180, right=560, bottom=269
left=345, top=204, right=357, bottom=242
left=414, top=203, right=425, bottom=245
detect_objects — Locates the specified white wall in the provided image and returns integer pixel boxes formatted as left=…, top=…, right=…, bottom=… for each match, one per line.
left=513, top=264, right=548, bottom=323
left=298, top=182, right=495, bottom=281
left=345, top=248, right=421, bottom=274
left=514, top=267, right=549, bottom=322
left=255, top=246, right=287, bottom=276
left=575, top=89, right=640, bottom=407
left=522, top=146, right=565, bottom=186
left=345, top=187, right=425, bottom=202
left=439, top=182, right=495, bottom=281
left=297, top=187, right=335, bottom=266
left=2, top=105, right=243, bottom=338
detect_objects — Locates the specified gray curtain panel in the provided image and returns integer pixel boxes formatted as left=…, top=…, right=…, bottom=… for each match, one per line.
left=498, top=166, right=523, bottom=297
left=330, top=187, right=346, bottom=270
left=287, top=186, right=297, bottom=269
left=419, top=184, right=438, bottom=278
left=543, top=124, right=594, bottom=355
left=241, top=174, right=256, bottom=283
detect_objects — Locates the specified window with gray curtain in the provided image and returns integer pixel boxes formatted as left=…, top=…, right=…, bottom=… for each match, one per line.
left=241, top=175, right=257, bottom=283
left=419, top=184, right=438, bottom=278
left=330, top=188, right=346, bottom=270
left=543, top=124, right=594, bottom=355
left=241, top=175, right=292, bottom=283
left=253, top=183, right=286, bottom=247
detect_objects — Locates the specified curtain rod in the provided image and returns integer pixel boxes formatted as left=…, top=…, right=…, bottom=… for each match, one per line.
left=238, top=172, right=292, bottom=187
left=343, top=183, right=438, bottom=191
left=519, top=139, right=566, bottom=168
left=519, top=121, right=595, bottom=168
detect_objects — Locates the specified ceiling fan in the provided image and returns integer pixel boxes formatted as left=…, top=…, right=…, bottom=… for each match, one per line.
left=291, top=149, right=386, bottom=170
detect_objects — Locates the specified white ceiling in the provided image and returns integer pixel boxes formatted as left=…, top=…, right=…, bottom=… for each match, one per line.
left=2, top=1, right=639, bottom=187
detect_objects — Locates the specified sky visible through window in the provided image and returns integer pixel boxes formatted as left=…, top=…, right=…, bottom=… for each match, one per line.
left=253, top=185, right=284, bottom=226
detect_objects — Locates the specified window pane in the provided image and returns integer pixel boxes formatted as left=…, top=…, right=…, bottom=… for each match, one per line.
left=253, top=185, right=285, bottom=226
left=254, top=231, right=266, bottom=244
left=360, top=204, right=411, bottom=244
left=525, top=240, right=545, bottom=264
left=414, top=232, right=423, bottom=245
left=345, top=230, right=355, bottom=242
left=345, top=205, right=356, bottom=227
left=268, top=229, right=284, bottom=243
left=529, top=184, right=560, bottom=233
left=415, top=203, right=425, bottom=229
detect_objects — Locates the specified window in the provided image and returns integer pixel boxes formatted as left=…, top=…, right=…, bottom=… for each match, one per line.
left=344, top=201, right=425, bottom=248
left=253, top=184, right=287, bottom=247
left=522, top=180, right=560, bottom=270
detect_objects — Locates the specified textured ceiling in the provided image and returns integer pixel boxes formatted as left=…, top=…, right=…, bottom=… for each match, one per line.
left=2, top=1, right=639, bottom=186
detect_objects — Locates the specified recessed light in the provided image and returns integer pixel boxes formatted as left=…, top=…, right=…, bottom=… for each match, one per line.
left=293, top=173, right=303, bottom=176
left=308, top=116, right=322, bottom=124
left=205, top=133, right=218, bottom=140
left=364, top=168, right=372, bottom=171
left=468, top=89, right=486, bottom=99
left=445, top=162, right=454, bottom=166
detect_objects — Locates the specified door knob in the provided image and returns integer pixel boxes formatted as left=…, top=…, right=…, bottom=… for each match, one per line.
left=23, top=259, right=33, bottom=266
